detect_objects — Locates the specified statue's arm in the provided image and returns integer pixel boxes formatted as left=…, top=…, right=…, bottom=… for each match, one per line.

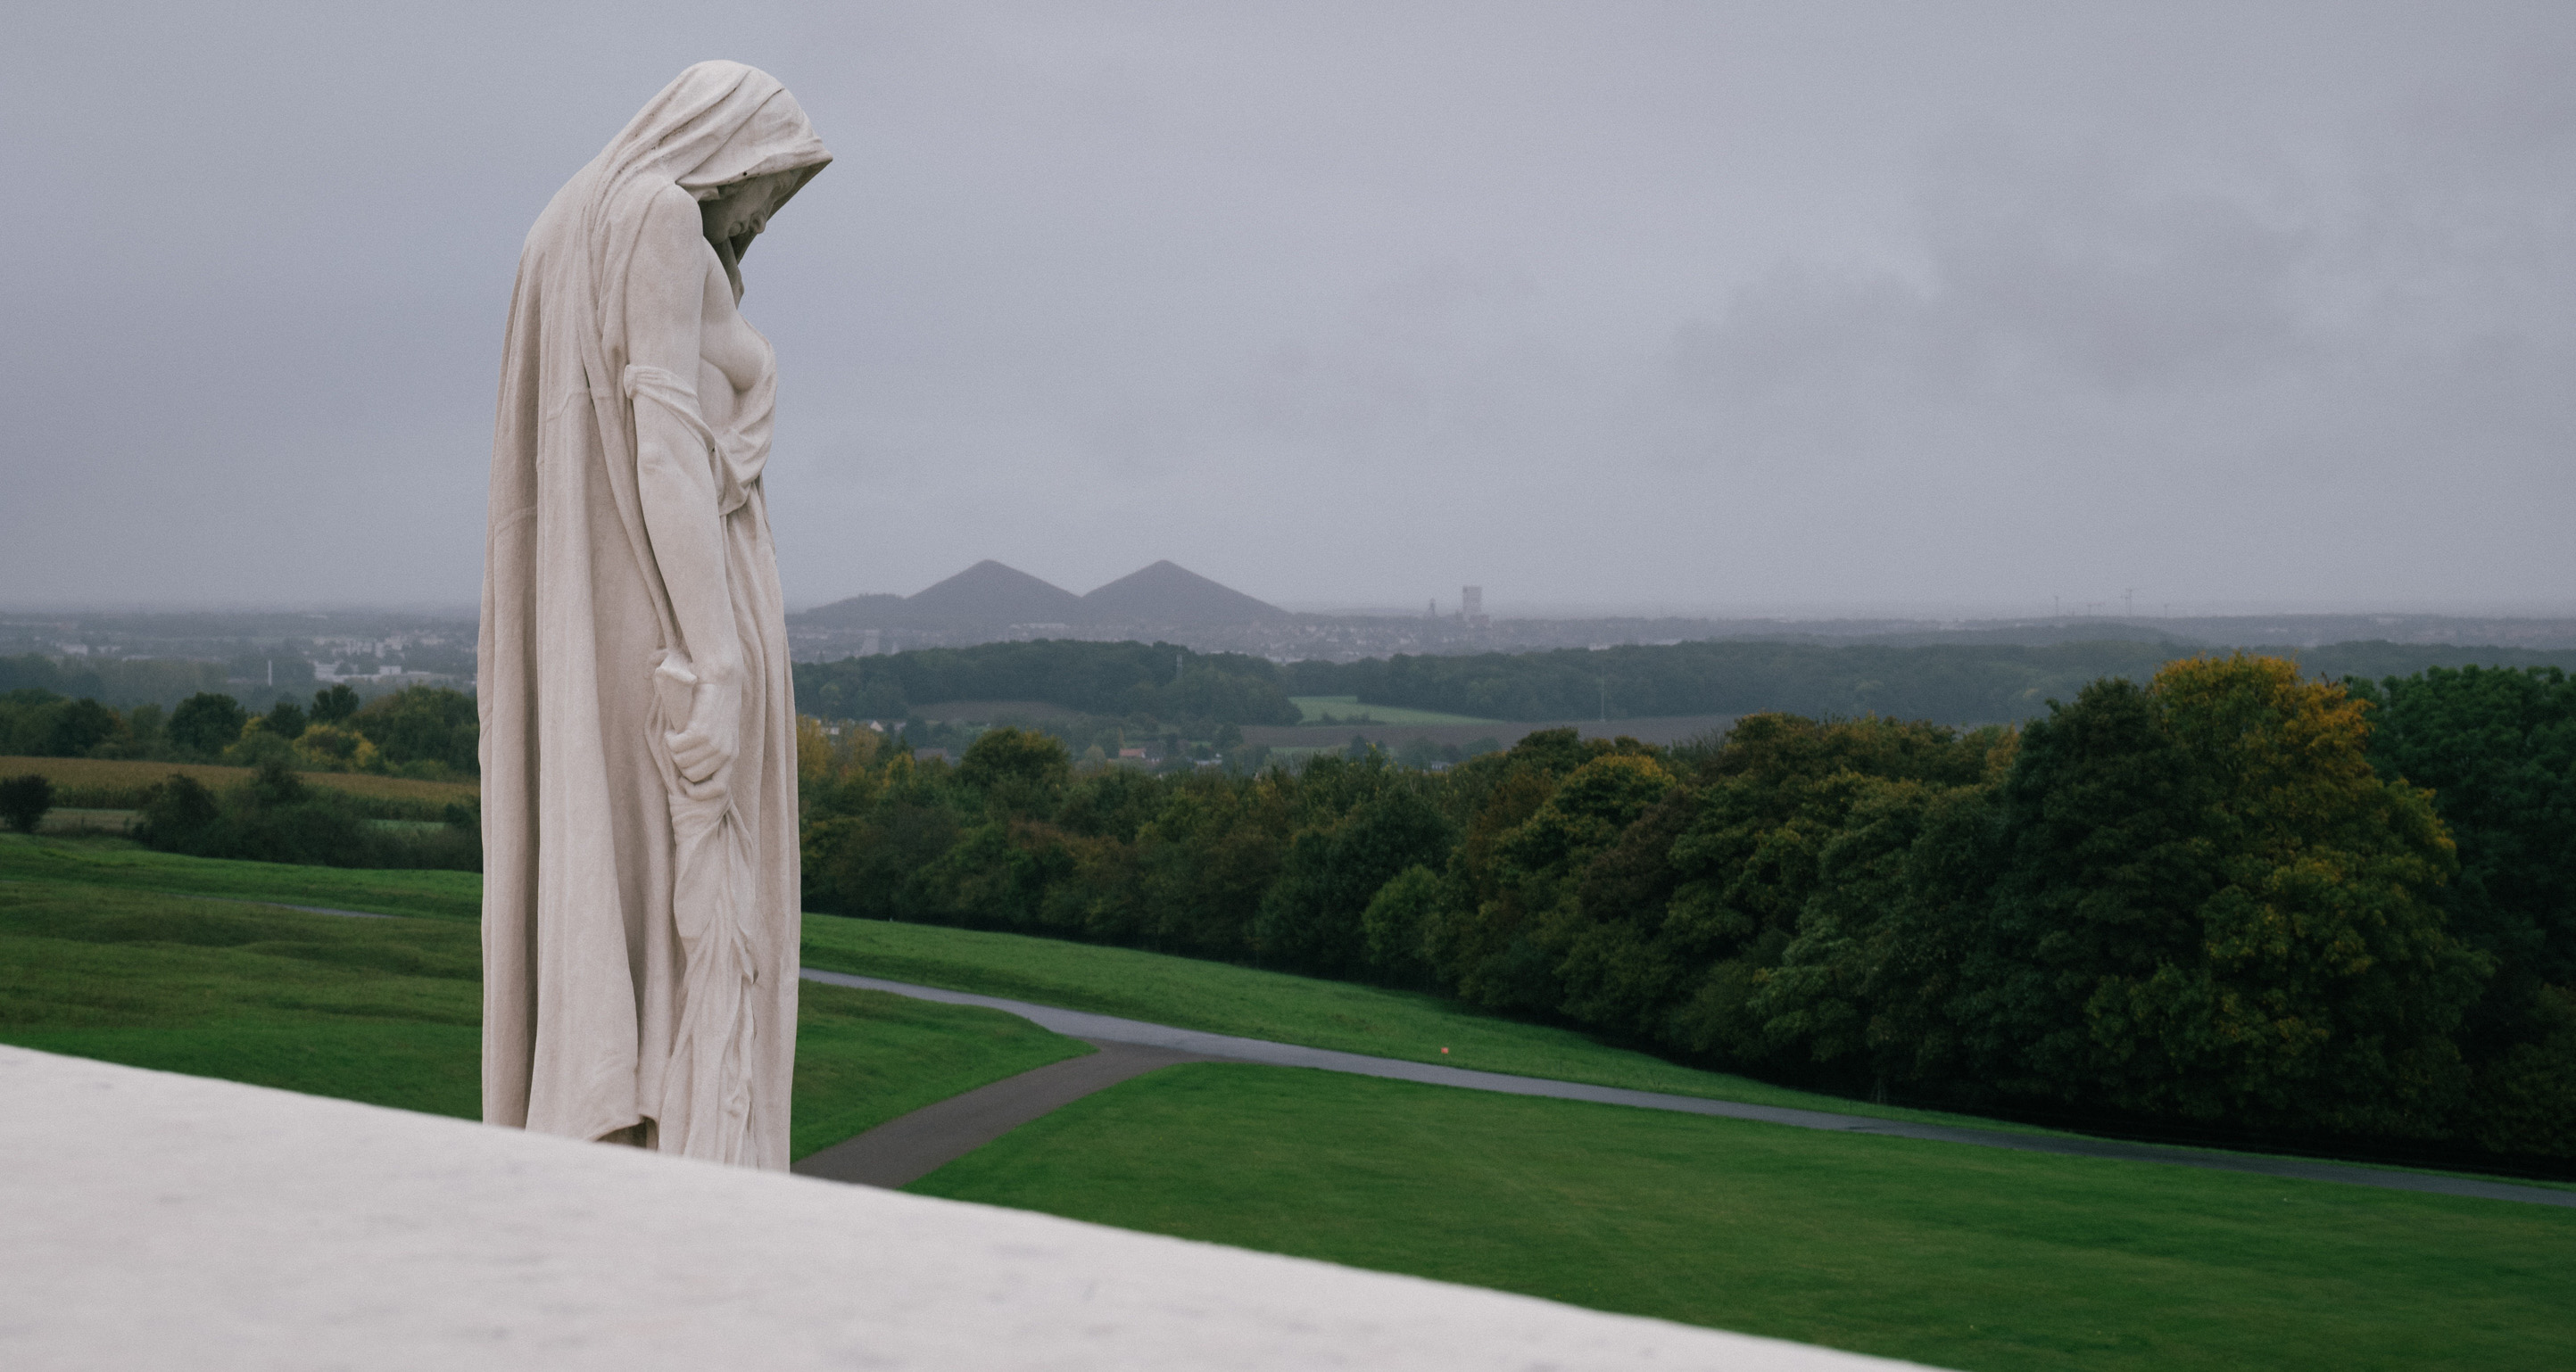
left=627, top=186, right=740, bottom=788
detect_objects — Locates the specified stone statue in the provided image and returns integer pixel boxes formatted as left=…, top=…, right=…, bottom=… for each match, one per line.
left=479, top=62, right=830, bottom=1169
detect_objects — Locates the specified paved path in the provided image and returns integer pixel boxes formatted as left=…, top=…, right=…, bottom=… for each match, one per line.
left=149, top=891, right=2566, bottom=1208
left=802, top=968, right=2576, bottom=1208
left=794, top=1040, right=1232, bottom=1187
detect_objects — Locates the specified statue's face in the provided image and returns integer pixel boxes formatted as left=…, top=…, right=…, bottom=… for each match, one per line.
left=702, top=172, right=802, bottom=247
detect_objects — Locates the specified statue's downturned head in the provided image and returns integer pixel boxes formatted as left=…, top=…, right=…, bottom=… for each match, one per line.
left=596, top=62, right=832, bottom=295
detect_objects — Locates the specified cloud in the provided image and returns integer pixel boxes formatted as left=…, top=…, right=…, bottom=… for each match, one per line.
left=3, top=2, right=2572, bottom=615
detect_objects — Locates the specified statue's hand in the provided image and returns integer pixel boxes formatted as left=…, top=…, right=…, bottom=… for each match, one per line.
left=656, top=657, right=741, bottom=791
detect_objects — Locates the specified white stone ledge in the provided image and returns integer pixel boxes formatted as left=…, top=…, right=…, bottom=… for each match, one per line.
left=0, top=1046, right=1934, bottom=1370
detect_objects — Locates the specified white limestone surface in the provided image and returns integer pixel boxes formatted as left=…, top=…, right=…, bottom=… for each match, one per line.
left=0, top=1046, right=1938, bottom=1371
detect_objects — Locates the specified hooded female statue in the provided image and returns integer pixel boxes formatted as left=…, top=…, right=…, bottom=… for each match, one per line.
left=480, top=62, right=829, bottom=1169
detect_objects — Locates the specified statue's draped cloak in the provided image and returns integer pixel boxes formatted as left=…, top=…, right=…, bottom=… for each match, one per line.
left=480, top=62, right=828, bottom=1170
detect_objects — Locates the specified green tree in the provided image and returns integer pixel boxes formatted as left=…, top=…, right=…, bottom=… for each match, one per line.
left=1255, top=781, right=1454, bottom=977
left=1446, top=747, right=1676, bottom=1014
left=169, top=693, right=249, bottom=757
left=957, top=727, right=1071, bottom=813
left=2348, top=665, right=2576, bottom=1155
left=1567, top=715, right=1997, bottom=1077
left=49, top=698, right=122, bottom=756
left=2349, top=666, right=2576, bottom=997
left=1962, top=656, right=2483, bottom=1138
left=96, top=702, right=166, bottom=759
left=350, top=687, right=478, bottom=776
left=137, top=773, right=220, bottom=848
left=264, top=700, right=309, bottom=740
left=802, top=755, right=964, bottom=922
left=0, top=694, right=120, bottom=757
left=1746, top=769, right=2004, bottom=1095
left=1361, top=864, right=1445, bottom=986
left=0, top=773, right=53, bottom=833
left=311, top=683, right=360, bottom=725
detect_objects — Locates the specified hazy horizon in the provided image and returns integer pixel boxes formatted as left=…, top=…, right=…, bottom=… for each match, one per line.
left=10, top=578, right=2575, bottom=626
left=7, top=4, right=2572, bottom=615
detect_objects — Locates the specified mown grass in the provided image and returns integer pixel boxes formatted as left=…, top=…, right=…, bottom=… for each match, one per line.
left=787, top=984, right=1087, bottom=1158
left=1289, top=696, right=1502, bottom=727
left=23, top=838, right=2526, bottom=1171
left=916, top=1064, right=2576, bottom=1372
left=0, top=864, right=1085, bottom=1159
left=0, top=832, right=483, bottom=921
left=0, top=754, right=478, bottom=811
left=800, top=913, right=2047, bottom=1135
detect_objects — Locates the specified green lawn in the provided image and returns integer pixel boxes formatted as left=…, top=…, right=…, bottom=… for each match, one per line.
left=800, top=913, right=2042, bottom=1135
left=0, top=853, right=1085, bottom=1159
left=0, top=831, right=482, bottom=921
left=9, top=835, right=2530, bottom=1175
left=0, top=833, right=2056, bottom=1133
left=12, top=833, right=2569, bottom=1368
left=915, top=1064, right=2576, bottom=1372
left=1289, top=695, right=1502, bottom=727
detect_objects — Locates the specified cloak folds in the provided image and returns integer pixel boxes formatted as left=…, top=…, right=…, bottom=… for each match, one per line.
left=480, top=62, right=828, bottom=1170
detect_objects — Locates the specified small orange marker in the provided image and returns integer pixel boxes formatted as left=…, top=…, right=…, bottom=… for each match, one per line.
left=1441, top=1047, right=1449, bottom=1054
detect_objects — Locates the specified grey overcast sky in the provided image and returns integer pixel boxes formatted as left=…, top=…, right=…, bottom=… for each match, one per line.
left=4, top=2, right=2570, bottom=616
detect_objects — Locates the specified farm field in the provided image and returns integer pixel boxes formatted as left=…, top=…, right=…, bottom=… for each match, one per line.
left=1288, top=695, right=1502, bottom=727
left=0, top=754, right=477, bottom=811
left=799, top=913, right=2053, bottom=1136
left=915, top=1063, right=2576, bottom=1372
left=0, top=838, right=1085, bottom=1159
left=34, top=806, right=140, bottom=835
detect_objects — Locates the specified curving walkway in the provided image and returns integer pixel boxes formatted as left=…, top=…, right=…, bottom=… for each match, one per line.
left=800, top=968, right=2576, bottom=1208
left=795, top=1039, right=1231, bottom=1187
left=207, top=888, right=2569, bottom=1209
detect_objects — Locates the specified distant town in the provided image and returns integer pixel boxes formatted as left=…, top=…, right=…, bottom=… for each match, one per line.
left=786, top=558, right=2576, bottom=663
left=6, top=559, right=2575, bottom=719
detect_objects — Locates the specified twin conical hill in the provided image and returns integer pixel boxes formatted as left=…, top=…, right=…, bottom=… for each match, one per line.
left=794, top=559, right=1281, bottom=631
left=793, top=592, right=906, bottom=628
left=1081, top=560, right=1286, bottom=625
left=899, top=559, right=1087, bottom=627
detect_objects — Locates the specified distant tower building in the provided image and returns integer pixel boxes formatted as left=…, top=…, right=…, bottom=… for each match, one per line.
left=1427, top=598, right=1437, bottom=619
left=861, top=629, right=882, bottom=657
left=1461, top=585, right=1487, bottom=627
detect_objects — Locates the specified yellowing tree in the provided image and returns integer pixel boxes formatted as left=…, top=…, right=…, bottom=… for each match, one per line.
left=1967, top=654, right=2485, bottom=1137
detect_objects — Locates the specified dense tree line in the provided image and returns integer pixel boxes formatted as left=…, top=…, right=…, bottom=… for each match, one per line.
left=787, top=635, right=2576, bottom=732
left=799, top=656, right=2575, bottom=1164
left=794, top=640, right=1304, bottom=728
left=2348, top=665, right=2576, bottom=1150
left=0, top=683, right=479, bottom=781
left=136, top=762, right=479, bottom=871
left=1, top=681, right=484, bottom=868
left=1283, top=637, right=2576, bottom=724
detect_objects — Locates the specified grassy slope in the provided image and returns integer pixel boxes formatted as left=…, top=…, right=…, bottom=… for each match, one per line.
left=1289, top=696, right=1503, bottom=727
left=786, top=984, right=1087, bottom=1158
left=0, top=833, right=483, bottom=921
left=801, top=913, right=2045, bottom=1134
left=21, top=836, right=2542, bottom=1175
left=0, top=861, right=1085, bottom=1159
left=916, top=1064, right=2576, bottom=1372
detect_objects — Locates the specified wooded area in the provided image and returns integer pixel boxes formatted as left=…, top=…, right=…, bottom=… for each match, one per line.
left=797, top=657, right=2576, bottom=1165
left=792, top=635, right=2576, bottom=732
